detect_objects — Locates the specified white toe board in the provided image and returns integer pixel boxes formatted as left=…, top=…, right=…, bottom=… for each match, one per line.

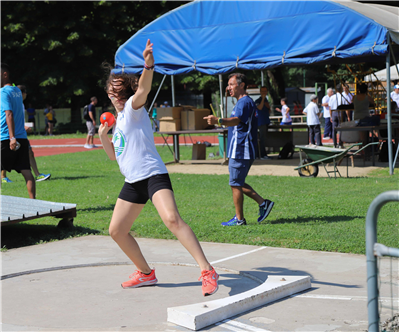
left=167, top=275, right=311, bottom=331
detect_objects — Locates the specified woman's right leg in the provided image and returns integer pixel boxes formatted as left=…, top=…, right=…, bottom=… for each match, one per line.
left=109, top=198, right=151, bottom=274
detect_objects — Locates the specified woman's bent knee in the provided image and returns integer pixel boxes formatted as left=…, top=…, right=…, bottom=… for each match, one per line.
left=163, top=214, right=184, bottom=231
left=109, top=225, right=128, bottom=241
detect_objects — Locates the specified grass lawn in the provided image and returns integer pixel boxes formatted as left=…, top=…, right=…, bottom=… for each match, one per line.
left=1, top=147, right=398, bottom=254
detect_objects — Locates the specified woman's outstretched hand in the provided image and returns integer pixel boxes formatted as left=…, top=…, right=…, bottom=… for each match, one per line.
left=143, top=39, right=154, bottom=67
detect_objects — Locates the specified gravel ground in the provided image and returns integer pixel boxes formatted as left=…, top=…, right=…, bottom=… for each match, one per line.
left=381, top=314, right=399, bottom=332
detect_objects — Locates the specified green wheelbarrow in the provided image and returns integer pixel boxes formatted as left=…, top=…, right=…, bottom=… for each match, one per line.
left=294, top=142, right=380, bottom=178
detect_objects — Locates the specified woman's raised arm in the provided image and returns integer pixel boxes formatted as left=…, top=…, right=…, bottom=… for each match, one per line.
left=132, top=39, right=154, bottom=110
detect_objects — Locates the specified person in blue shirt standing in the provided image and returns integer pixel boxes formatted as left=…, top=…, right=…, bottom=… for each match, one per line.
left=255, top=86, right=271, bottom=160
left=204, top=73, right=274, bottom=226
left=0, top=63, right=36, bottom=198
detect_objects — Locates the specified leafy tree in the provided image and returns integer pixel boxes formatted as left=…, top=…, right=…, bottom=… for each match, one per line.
left=1, top=1, right=188, bottom=124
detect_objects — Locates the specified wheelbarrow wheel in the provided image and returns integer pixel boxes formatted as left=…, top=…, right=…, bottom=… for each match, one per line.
left=298, top=159, right=319, bottom=178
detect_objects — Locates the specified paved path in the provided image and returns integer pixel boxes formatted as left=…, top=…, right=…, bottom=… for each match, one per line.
left=2, top=235, right=397, bottom=331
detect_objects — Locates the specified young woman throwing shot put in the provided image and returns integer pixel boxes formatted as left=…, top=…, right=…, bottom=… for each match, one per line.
left=98, top=39, right=219, bottom=296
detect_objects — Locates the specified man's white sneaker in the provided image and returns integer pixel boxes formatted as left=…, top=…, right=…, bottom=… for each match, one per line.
left=84, top=144, right=93, bottom=149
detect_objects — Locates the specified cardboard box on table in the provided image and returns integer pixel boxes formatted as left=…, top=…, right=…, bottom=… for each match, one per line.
left=157, top=107, right=182, bottom=120
left=159, top=119, right=181, bottom=131
left=158, top=107, right=182, bottom=132
left=181, top=109, right=211, bottom=130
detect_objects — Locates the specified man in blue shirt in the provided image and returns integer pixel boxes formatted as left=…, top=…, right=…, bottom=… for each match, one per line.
left=1, top=63, right=36, bottom=198
left=204, top=73, right=274, bottom=226
left=255, top=86, right=271, bottom=159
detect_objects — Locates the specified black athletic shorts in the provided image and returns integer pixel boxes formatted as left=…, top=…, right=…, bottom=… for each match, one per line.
left=118, top=173, right=173, bottom=204
left=1, top=139, right=30, bottom=173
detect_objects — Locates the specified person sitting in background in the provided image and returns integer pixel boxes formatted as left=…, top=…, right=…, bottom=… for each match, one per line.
left=353, top=83, right=374, bottom=121
left=303, top=94, right=322, bottom=146
left=275, top=97, right=292, bottom=125
left=353, top=83, right=374, bottom=149
left=293, top=100, right=303, bottom=117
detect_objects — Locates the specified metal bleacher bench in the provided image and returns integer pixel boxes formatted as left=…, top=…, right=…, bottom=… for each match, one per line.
left=0, top=195, right=77, bottom=227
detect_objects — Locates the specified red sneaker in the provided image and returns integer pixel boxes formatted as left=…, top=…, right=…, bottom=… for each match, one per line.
left=121, top=269, right=158, bottom=289
left=199, top=266, right=219, bottom=296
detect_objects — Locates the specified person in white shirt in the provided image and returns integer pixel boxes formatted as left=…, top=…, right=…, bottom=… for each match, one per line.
left=321, top=88, right=334, bottom=139
left=390, top=84, right=399, bottom=112
left=303, top=94, right=322, bottom=146
left=275, top=97, right=292, bottom=125
left=98, top=40, right=219, bottom=296
left=342, top=83, right=354, bottom=122
left=328, top=83, right=344, bottom=147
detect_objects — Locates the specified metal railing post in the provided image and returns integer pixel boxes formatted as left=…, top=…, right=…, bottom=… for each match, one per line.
left=366, top=190, right=399, bottom=332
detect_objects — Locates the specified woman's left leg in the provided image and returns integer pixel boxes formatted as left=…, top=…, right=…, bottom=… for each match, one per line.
left=152, top=189, right=219, bottom=296
left=152, top=189, right=211, bottom=271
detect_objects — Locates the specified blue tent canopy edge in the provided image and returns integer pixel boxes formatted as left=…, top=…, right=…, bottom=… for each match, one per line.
left=113, top=0, right=397, bottom=76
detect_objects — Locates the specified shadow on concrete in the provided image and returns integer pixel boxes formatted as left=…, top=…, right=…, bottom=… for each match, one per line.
left=1, top=224, right=100, bottom=250
left=157, top=272, right=260, bottom=296
left=252, top=266, right=361, bottom=289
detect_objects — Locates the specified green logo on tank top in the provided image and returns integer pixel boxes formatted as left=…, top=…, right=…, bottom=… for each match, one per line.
left=113, top=129, right=126, bottom=157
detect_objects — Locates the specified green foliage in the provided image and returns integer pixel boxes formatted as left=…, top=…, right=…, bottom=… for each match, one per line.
left=1, top=148, right=398, bottom=254
left=1, top=1, right=188, bottom=112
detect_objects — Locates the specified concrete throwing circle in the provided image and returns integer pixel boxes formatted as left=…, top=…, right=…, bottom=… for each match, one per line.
left=2, top=263, right=260, bottom=330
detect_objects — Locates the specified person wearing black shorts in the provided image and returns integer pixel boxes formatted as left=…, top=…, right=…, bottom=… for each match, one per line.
left=1, top=63, right=35, bottom=198
left=98, top=40, right=219, bottom=296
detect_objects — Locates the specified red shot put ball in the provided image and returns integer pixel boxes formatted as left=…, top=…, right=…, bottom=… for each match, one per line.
left=100, top=112, right=115, bottom=126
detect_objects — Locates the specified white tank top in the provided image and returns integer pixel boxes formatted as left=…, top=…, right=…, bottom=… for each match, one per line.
left=112, top=96, right=168, bottom=183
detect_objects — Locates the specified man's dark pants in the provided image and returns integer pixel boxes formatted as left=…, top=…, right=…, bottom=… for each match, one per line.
left=309, top=124, right=322, bottom=146
left=324, top=117, right=332, bottom=138
left=331, top=112, right=341, bottom=147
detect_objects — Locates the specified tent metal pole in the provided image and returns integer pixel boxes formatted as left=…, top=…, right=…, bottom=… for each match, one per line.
left=261, top=71, right=264, bottom=86
left=219, top=74, right=224, bottom=118
left=149, top=74, right=167, bottom=113
left=386, top=34, right=393, bottom=175
left=147, top=74, right=174, bottom=155
left=171, top=75, right=175, bottom=107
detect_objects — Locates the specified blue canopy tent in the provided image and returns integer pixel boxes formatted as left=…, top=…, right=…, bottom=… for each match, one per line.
left=113, top=0, right=399, bottom=174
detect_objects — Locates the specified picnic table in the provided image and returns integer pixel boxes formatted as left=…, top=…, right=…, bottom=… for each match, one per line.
left=1, top=195, right=77, bottom=227
left=158, top=128, right=228, bottom=164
